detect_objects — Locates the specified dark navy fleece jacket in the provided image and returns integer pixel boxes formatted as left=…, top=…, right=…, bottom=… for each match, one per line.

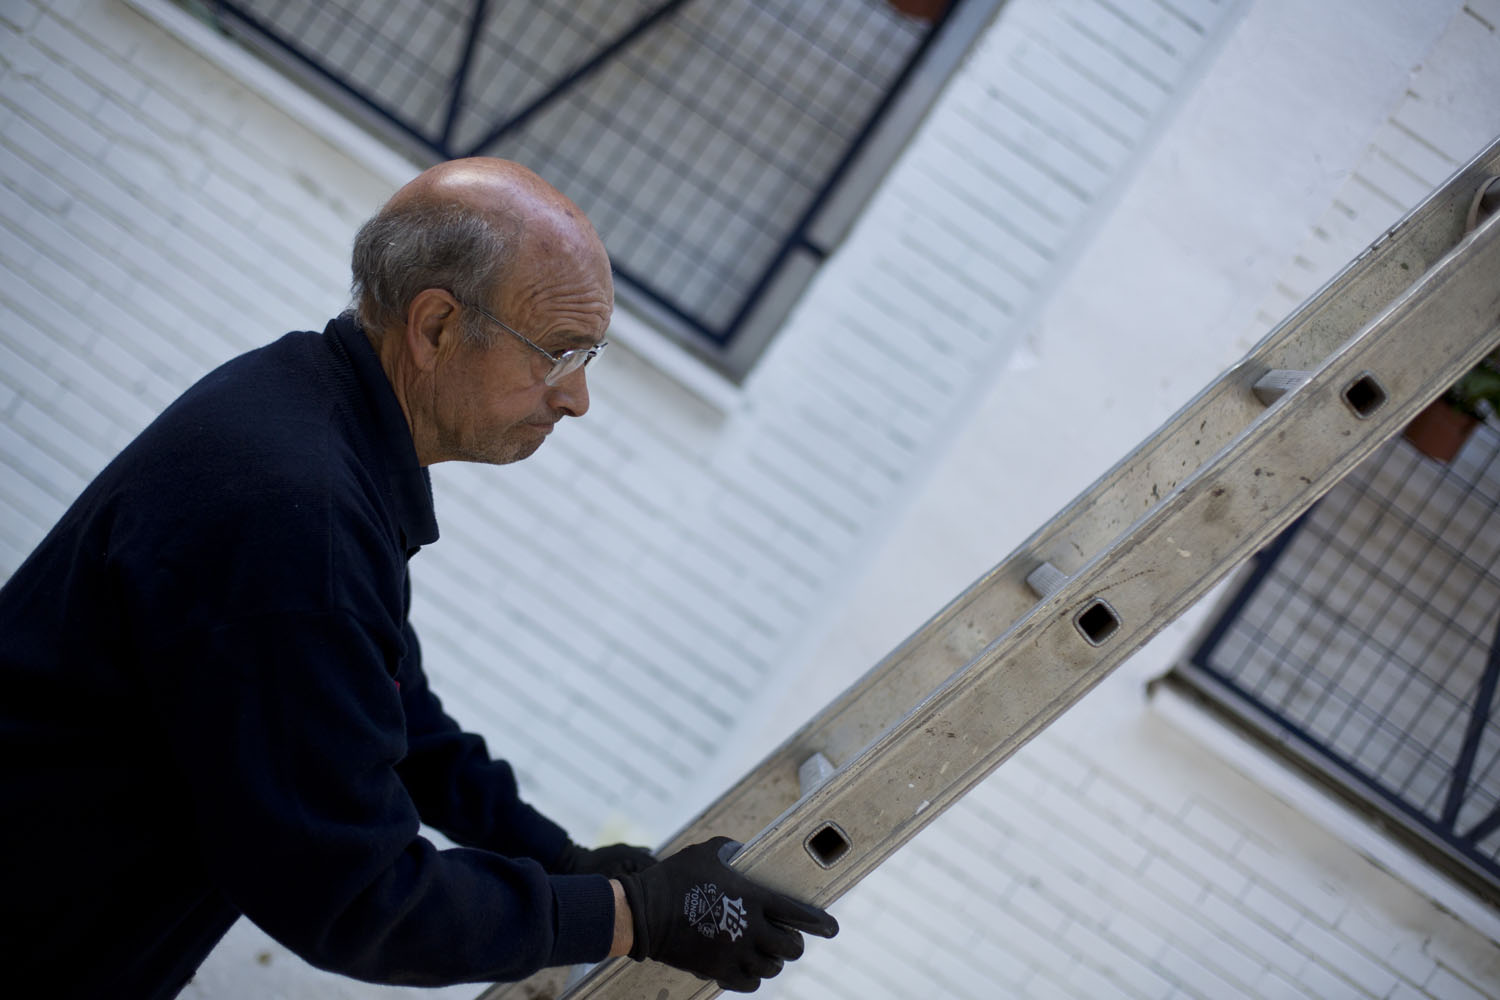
left=0, top=314, right=613, bottom=998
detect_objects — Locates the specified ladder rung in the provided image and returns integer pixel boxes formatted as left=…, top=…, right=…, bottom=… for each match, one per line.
left=1024, top=561, right=1068, bottom=599
left=796, top=752, right=835, bottom=797
left=1252, top=368, right=1312, bottom=405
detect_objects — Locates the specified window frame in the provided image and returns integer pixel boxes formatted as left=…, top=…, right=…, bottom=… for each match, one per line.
left=174, top=0, right=1005, bottom=381
left=1171, top=425, right=1500, bottom=909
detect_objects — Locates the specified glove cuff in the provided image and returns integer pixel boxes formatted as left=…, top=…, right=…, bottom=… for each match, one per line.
left=616, top=873, right=653, bottom=962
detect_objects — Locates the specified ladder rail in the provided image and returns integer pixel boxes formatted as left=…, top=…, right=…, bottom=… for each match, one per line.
left=477, top=138, right=1500, bottom=1000
left=650, top=136, right=1500, bottom=848
left=548, top=175, right=1500, bottom=1000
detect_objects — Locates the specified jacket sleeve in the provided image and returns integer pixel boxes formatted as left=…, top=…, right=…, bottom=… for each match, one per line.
left=144, top=610, right=612, bottom=985
left=393, top=620, right=572, bottom=868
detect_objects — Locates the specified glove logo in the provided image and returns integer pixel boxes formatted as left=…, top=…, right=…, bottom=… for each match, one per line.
left=717, top=894, right=748, bottom=941
left=684, top=882, right=749, bottom=942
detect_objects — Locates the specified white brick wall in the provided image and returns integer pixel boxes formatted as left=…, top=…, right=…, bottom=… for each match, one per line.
left=4, top=0, right=1500, bottom=997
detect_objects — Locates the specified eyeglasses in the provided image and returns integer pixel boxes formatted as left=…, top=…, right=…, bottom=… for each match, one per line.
left=463, top=301, right=607, bottom=386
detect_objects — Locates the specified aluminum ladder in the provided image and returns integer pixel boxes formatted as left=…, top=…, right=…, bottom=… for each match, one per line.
left=482, top=135, right=1500, bottom=1000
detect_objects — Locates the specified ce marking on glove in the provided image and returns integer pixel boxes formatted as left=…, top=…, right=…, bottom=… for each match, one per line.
left=685, top=883, right=749, bottom=942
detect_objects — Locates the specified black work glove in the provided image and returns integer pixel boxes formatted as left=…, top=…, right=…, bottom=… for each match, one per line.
left=617, top=836, right=838, bottom=993
left=551, top=840, right=657, bottom=877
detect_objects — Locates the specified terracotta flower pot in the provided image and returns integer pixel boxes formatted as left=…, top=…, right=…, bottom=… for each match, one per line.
left=886, top=0, right=951, bottom=21
left=1403, top=398, right=1479, bottom=463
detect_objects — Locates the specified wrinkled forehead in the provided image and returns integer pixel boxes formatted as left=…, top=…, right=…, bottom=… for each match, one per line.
left=497, top=231, right=613, bottom=336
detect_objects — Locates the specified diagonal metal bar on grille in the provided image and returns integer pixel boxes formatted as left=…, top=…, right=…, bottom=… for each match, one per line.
left=1444, top=612, right=1500, bottom=831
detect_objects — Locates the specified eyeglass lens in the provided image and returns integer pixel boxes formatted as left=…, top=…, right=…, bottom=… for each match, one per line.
left=543, top=347, right=601, bottom=386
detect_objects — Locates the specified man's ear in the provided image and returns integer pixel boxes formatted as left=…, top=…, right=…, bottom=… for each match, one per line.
left=403, top=288, right=462, bottom=372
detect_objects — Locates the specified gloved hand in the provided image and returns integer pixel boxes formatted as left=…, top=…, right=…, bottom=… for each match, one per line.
left=617, top=836, right=838, bottom=993
left=551, top=840, right=657, bottom=877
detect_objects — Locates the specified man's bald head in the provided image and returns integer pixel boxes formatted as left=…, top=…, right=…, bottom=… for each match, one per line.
left=379, top=158, right=597, bottom=244
left=350, top=158, right=610, bottom=344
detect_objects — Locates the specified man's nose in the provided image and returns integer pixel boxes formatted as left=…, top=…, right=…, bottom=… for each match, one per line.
left=547, top=367, right=590, bottom=417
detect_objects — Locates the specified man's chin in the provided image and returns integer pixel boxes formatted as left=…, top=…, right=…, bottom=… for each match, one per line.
left=507, top=439, right=546, bottom=464
left=440, top=426, right=550, bottom=467
left=482, top=436, right=546, bottom=466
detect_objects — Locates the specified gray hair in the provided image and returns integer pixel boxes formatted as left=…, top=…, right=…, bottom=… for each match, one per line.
left=350, top=201, right=517, bottom=345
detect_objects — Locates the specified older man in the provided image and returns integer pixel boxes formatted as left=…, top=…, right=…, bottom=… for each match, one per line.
left=0, top=159, right=834, bottom=997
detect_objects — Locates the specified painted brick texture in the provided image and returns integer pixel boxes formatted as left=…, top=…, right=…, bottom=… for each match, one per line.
left=3, top=0, right=1500, bottom=998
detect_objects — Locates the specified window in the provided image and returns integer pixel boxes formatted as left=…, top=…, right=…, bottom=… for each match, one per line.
left=196, top=0, right=1000, bottom=378
left=1175, top=424, right=1500, bottom=904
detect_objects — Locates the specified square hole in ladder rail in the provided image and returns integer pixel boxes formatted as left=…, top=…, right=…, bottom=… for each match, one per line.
left=805, top=822, right=851, bottom=869
left=1342, top=373, right=1388, bottom=418
left=1075, top=599, right=1121, bottom=646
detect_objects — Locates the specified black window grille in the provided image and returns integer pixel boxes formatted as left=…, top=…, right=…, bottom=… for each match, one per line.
left=198, top=0, right=992, bottom=377
left=1176, top=420, right=1500, bottom=903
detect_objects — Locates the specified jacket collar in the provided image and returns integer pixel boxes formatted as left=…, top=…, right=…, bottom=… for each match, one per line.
left=327, top=312, right=440, bottom=554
